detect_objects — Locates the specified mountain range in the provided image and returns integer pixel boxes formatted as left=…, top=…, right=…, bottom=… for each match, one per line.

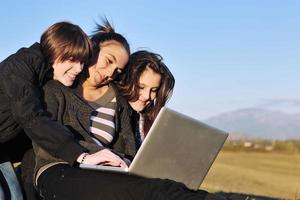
left=204, top=108, right=300, bottom=140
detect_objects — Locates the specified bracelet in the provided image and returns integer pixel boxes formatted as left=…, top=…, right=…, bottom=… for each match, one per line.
left=80, top=153, right=88, bottom=164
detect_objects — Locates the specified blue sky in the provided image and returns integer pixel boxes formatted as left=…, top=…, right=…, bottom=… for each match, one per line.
left=1, top=0, right=299, bottom=119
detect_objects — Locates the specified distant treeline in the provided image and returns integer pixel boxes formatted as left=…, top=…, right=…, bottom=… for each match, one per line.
left=223, top=139, right=300, bottom=153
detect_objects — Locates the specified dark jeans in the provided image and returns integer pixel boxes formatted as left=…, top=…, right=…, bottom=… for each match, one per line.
left=0, top=162, right=24, bottom=200
left=0, top=132, right=32, bottom=200
left=37, top=164, right=212, bottom=200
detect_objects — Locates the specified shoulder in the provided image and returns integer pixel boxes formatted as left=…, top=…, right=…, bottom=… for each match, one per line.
left=0, top=42, right=46, bottom=73
left=43, top=80, right=65, bottom=96
left=43, top=80, right=84, bottom=106
left=43, top=80, right=63, bottom=89
left=17, top=42, right=43, bottom=57
left=11, top=42, right=44, bottom=64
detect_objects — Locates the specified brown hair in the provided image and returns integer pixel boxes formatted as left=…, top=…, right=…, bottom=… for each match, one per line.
left=116, top=50, right=175, bottom=134
left=40, top=21, right=92, bottom=65
left=89, top=18, right=130, bottom=66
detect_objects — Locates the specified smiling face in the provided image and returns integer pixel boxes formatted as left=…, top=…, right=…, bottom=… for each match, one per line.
left=87, top=40, right=129, bottom=87
left=52, top=59, right=84, bottom=86
left=129, top=67, right=162, bottom=112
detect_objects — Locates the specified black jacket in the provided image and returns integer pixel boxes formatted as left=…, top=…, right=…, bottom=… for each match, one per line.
left=33, top=80, right=136, bottom=178
left=0, top=43, right=86, bottom=164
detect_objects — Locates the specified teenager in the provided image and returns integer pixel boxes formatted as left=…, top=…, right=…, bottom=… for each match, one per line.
left=17, top=19, right=130, bottom=199
left=0, top=21, right=92, bottom=199
left=115, top=50, right=175, bottom=147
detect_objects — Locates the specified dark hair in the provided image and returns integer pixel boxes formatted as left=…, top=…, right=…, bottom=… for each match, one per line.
left=40, top=21, right=92, bottom=65
left=89, top=18, right=130, bottom=66
left=116, top=50, right=175, bottom=134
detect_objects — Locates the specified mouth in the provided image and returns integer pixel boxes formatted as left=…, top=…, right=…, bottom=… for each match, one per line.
left=98, top=78, right=111, bottom=86
left=96, top=73, right=112, bottom=86
left=66, top=72, right=77, bottom=80
left=138, top=100, right=148, bottom=106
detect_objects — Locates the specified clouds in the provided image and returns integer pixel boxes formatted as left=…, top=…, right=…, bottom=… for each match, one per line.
left=257, top=98, right=300, bottom=114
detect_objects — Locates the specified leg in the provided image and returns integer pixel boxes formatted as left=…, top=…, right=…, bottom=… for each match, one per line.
left=0, top=161, right=23, bottom=200
left=37, top=164, right=215, bottom=200
left=0, top=167, right=10, bottom=199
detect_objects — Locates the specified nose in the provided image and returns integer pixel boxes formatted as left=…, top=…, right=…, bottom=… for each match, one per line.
left=105, top=65, right=118, bottom=80
left=140, top=89, right=151, bottom=101
left=109, top=65, right=118, bottom=77
left=74, top=62, right=84, bottom=74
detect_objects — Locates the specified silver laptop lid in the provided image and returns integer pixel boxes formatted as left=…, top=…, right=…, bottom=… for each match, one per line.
left=129, top=107, right=228, bottom=190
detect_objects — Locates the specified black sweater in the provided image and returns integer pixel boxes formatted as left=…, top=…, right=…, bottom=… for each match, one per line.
left=33, top=80, right=136, bottom=180
left=0, top=43, right=86, bottom=164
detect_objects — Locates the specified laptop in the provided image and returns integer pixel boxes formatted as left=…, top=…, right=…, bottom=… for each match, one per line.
left=80, top=107, right=228, bottom=190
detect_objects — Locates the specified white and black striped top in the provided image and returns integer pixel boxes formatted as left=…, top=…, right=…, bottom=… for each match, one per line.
left=88, top=85, right=117, bottom=147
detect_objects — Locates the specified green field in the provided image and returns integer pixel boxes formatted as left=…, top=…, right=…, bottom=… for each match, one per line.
left=200, top=151, right=300, bottom=199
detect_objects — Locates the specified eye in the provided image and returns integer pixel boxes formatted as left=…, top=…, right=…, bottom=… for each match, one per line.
left=151, top=88, right=158, bottom=93
left=138, top=85, right=144, bottom=90
left=108, top=59, right=113, bottom=64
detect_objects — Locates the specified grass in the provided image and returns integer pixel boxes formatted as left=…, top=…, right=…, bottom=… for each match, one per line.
left=200, top=151, right=300, bottom=199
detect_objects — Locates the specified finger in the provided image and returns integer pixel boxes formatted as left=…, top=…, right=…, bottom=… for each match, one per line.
left=101, top=160, right=122, bottom=167
left=98, top=155, right=123, bottom=165
left=120, top=161, right=128, bottom=168
left=102, top=156, right=128, bottom=167
left=91, top=149, right=126, bottom=166
left=101, top=152, right=125, bottom=164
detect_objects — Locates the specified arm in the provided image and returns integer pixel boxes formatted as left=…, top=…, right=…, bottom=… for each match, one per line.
left=0, top=47, right=85, bottom=165
left=43, top=81, right=127, bottom=167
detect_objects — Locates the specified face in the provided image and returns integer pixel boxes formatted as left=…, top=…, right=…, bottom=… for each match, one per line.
left=87, top=41, right=129, bottom=87
left=52, top=59, right=84, bottom=86
left=129, top=67, right=162, bottom=112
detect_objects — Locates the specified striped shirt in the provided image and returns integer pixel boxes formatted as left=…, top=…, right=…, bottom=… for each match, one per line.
left=88, top=85, right=117, bottom=146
